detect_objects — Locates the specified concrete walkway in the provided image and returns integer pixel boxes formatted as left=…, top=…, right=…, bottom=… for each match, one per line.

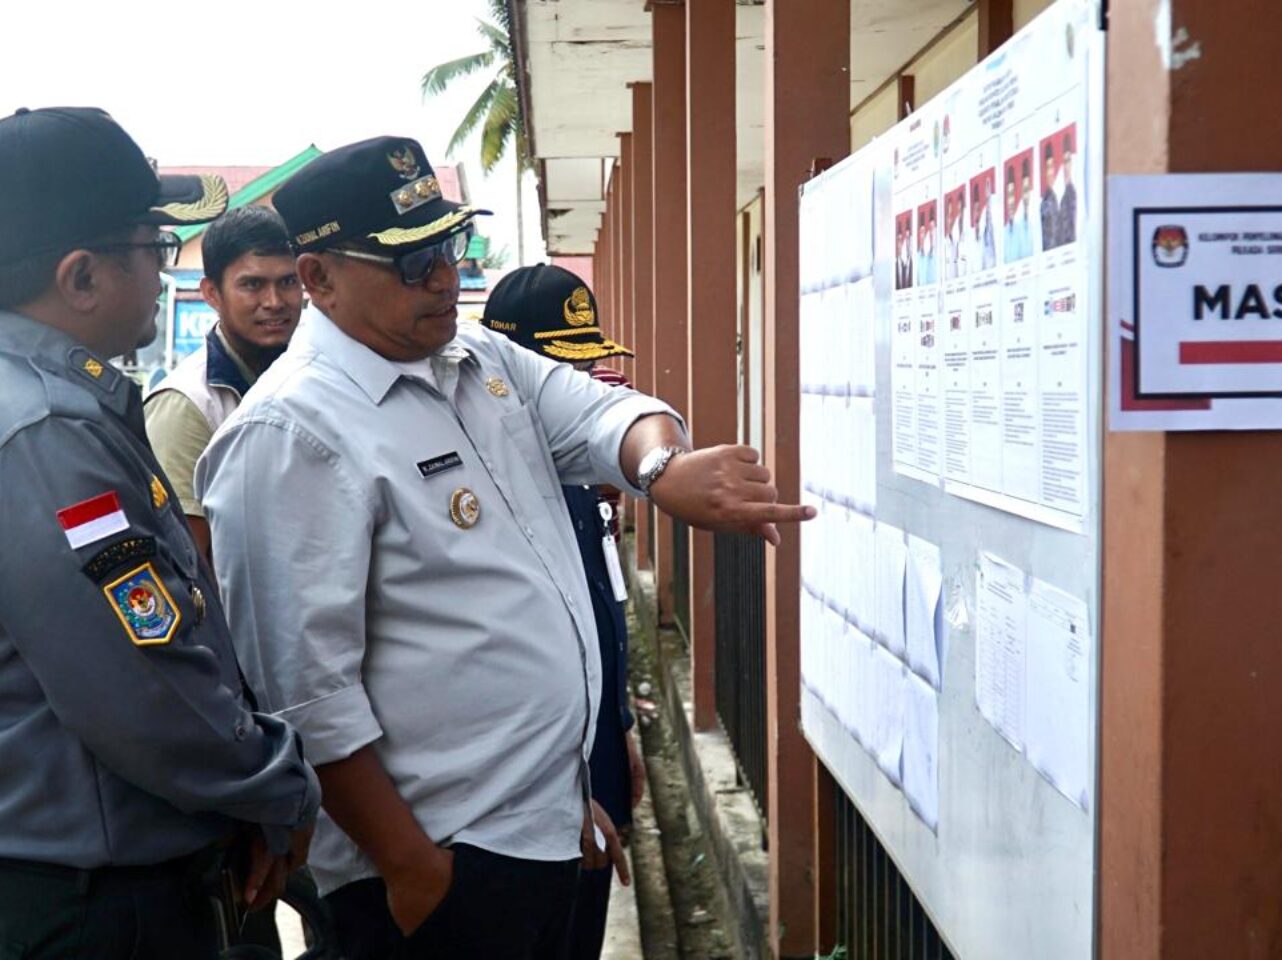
left=274, top=850, right=644, bottom=958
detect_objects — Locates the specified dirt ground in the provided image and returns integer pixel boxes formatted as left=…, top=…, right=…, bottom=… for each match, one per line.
left=628, top=610, right=744, bottom=960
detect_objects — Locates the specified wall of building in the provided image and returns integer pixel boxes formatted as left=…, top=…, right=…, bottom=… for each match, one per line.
left=848, top=11, right=979, bottom=154
left=1015, top=0, right=1057, bottom=31
left=845, top=0, right=1057, bottom=156
left=850, top=85, right=899, bottom=154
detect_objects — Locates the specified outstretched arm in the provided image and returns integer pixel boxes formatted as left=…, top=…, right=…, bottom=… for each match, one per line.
left=619, top=414, right=815, bottom=546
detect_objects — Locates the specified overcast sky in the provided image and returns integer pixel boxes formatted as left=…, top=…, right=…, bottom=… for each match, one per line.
left=1, top=0, right=544, bottom=264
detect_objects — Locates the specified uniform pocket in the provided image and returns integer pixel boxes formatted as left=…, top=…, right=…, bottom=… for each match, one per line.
left=499, top=403, right=561, bottom=502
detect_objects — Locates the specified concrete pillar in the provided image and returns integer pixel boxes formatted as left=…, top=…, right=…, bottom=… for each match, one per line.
left=685, top=0, right=737, bottom=731
left=763, top=0, right=849, bottom=955
left=1101, top=1, right=1282, bottom=957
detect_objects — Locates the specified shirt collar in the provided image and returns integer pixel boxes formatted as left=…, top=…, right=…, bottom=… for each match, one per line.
left=298, top=306, right=474, bottom=405
left=0, top=308, right=136, bottom=419
left=205, top=325, right=255, bottom=396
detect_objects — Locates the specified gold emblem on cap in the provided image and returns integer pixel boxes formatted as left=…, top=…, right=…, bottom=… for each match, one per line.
left=83, top=358, right=104, bottom=378
left=486, top=377, right=510, bottom=398
left=388, top=145, right=421, bottom=181
left=396, top=189, right=412, bottom=207
left=563, top=287, right=595, bottom=327
left=150, top=475, right=169, bottom=510
left=449, top=488, right=481, bottom=529
left=414, top=177, right=439, bottom=199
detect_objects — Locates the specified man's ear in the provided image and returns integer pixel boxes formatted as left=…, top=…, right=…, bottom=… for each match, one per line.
left=199, top=275, right=223, bottom=313
left=52, top=250, right=101, bottom=313
left=296, top=254, right=335, bottom=309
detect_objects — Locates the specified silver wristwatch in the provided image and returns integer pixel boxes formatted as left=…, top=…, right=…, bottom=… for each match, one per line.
left=636, top=445, right=685, bottom=497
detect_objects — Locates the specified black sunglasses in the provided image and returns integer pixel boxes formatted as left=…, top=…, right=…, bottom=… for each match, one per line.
left=87, top=230, right=183, bottom=269
left=330, top=231, right=470, bottom=286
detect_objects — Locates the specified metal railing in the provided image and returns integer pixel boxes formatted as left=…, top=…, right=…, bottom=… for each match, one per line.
left=713, top=532, right=768, bottom=819
left=671, top=520, right=690, bottom=639
left=833, top=785, right=955, bottom=960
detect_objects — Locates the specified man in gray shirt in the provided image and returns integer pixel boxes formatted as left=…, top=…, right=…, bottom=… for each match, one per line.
left=198, top=134, right=811, bottom=959
left=0, top=106, right=319, bottom=959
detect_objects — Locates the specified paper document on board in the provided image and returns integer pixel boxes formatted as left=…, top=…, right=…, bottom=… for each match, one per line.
left=975, top=552, right=1027, bottom=750
left=1024, top=578, right=1093, bottom=811
left=874, top=523, right=908, bottom=656
left=906, top=535, right=944, bottom=688
left=903, top=672, right=940, bottom=831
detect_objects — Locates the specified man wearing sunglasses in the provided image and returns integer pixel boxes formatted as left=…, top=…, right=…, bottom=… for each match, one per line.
left=0, top=106, right=320, bottom=959
left=196, top=134, right=813, bottom=960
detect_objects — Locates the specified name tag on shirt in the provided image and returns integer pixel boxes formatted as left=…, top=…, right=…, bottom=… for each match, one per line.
left=417, top=452, right=463, bottom=480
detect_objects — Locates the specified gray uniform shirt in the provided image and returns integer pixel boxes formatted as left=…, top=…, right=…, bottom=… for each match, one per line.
left=0, top=310, right=319, bottom=868
left=196, top=309, right=676, bottom=895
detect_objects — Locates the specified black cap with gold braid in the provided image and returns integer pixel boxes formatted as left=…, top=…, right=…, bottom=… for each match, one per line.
left=0, top=106, right=229, bottom=265
left=483, top=265, right=633, bottom=363
left=272, top=135, right=490, bottom=254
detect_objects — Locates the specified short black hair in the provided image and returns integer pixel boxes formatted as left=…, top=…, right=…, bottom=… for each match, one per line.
left=202, top=205, right=293, bottom=286
left=0, top=227, right=135, bottom=311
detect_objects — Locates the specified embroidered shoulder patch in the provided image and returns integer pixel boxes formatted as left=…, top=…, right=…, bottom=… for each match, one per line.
left=103, top=562, right=181, bottom=646
left=83, top=536, right=157, bottom=583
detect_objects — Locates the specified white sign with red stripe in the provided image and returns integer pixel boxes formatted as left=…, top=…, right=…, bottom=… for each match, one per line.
left=57, top=492, right=129, bottom=549
left=1127, top=175, right=1282, bottom=400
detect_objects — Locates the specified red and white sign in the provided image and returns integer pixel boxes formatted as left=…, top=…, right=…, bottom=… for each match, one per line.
left=1110, top=174, right=1282, bottom=431
left=57, top=492, right=129, bottom=549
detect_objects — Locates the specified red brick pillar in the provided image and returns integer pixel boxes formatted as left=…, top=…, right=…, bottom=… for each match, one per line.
left=685, top=0, right=737, bottom=731
left=763, top=0, right=849, bottom=954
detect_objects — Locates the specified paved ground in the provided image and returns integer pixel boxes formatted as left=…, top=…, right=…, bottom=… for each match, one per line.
left=273, top=853, right=643, bottom=958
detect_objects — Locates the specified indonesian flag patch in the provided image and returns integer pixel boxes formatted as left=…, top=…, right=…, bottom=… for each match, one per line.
left=57, top=492, right=130, bottom=549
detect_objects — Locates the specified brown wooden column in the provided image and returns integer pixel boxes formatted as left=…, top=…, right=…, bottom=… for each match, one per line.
left=897, top=74, right=916, bottom=120
left=619, top=131, right=649, bottom=564
left=599, top=200, right=613, bottom=356
left=651, top=4, right=688, bottom=627
left=977, top=0, right=1013, bottom=57
left=631, top=81, right=663, bottom=598
left=762, top=0, right=848, bottom=955
left=1102, top=1, right=1282, bottom=957
left=685, top=0, right=737, bottom=732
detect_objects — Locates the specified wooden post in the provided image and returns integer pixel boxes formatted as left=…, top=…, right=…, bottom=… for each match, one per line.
left=763, top=0, right=849, bottom=954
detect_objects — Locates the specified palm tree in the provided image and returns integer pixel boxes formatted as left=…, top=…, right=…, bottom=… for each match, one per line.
left=421, top=0, right=530, bottom=265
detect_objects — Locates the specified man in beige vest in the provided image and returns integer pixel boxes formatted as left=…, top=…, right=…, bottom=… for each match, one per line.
left=145, top=205, right=303, bottom=558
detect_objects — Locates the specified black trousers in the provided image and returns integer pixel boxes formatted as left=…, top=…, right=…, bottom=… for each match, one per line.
left=326, top=845, right=580, bottom=960
left=0, top=855, right=217, bottom=960
left=568, top=865, right=613, bottom=960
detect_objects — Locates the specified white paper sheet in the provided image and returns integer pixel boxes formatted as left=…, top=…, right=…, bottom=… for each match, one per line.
left=872, top=644, right=906, bottom=785
left=903, top=672, right=940, bottom=831
left=1024, top=579, right=1092, bottom=811
left=849, top=510, right=876, bottom=634
left=874, top=523, right=907, bottom=656
left=906, top=535, right=944, bottom=688
left=975, top=552, right=1027, bottom=751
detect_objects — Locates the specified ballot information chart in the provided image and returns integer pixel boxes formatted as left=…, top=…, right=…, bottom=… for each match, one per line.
left=798, top=2, right=1104, bottom=958
left=887, top=9, right=1093, bottom=533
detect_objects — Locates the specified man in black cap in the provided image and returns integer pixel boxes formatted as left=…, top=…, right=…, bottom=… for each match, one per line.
left=484, top=265, right=643, bottom=960
left=0, top=106, right=320, bottom=959
left=197, top=133, right=813, bottom=960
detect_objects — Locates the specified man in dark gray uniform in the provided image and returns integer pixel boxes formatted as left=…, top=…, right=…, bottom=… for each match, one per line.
left=0, top=106, right=320, bottom=960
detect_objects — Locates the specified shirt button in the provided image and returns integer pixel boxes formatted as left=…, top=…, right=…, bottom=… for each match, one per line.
left=524, top=527, right=534, bottom=537
left=233, top=719, right=247, bottom=741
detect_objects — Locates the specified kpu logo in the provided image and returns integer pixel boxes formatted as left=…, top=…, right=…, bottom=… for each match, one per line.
left=1152, top=225, right=1189, bottom=268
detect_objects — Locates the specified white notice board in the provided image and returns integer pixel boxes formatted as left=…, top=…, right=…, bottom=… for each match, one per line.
left=797, top=1, right=1104, bottom=957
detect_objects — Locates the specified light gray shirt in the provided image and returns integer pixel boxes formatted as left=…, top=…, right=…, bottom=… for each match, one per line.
left=196, top=308, right=676, bottom=895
